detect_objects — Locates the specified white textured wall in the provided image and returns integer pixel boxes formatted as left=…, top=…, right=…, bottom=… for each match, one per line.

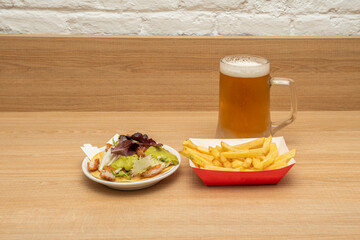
left=0, top=0, right=359, bottom=35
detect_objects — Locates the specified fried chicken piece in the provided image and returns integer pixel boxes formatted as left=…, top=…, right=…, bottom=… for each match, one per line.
left=87, top=158, right=100, bottom=172
left=105, top=143, right=112, bottom=151
left=141, top=164, right=164, bottom=178
left=100, top=166, right=116, bottom=181
left=103, top=166, right=115, bottom=171
left=136, top=146, right=146, bottom=157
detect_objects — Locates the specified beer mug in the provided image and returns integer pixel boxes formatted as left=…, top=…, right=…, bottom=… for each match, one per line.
left=216, top=54, right=297, bottom=138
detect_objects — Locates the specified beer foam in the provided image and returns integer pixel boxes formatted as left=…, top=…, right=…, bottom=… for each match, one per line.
left=220, top=55, right=270, bottom=78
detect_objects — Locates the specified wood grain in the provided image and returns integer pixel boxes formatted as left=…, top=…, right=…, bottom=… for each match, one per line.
left=0, top=111, right=359, bottom=239
left=0, top=35, right=359, bottom=111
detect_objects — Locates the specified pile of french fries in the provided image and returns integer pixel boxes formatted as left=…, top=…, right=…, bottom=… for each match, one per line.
left=180, top=136, right=296, bottom=171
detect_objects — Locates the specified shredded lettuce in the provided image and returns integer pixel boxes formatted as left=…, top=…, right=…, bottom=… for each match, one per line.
left=112, top=169, right=131, bottom=180
left=112, top=138, right=119, bottom=146
left=151, top=157, right=170, bottom=168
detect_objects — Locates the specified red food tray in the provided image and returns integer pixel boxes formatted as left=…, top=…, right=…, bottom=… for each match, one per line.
left=188, top=137, right=296, bottom=186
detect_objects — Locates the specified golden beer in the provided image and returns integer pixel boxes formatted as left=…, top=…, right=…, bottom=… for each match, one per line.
left=216, top=55, right=271, bottom=138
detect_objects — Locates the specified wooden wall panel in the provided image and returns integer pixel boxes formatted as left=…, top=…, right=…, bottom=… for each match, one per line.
left=0, top=35, right=359, bottom=111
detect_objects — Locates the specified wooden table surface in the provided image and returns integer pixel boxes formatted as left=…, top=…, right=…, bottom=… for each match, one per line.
left=0, top=111, right=359, bottom=239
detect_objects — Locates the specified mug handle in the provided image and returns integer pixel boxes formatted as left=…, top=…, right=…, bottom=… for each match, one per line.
left=270, top=77, right=297, bottom=135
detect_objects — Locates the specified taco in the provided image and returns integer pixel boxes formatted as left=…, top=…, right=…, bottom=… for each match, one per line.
left=87, top=133, right=179, bottom=182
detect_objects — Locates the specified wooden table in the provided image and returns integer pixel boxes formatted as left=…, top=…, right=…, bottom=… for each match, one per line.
left=1, top=111, right=359, bottom=239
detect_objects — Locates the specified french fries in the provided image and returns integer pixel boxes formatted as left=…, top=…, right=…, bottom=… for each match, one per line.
left=181, top=136, right=296, bottom=172
left=232, top=137, right=265, bottom=150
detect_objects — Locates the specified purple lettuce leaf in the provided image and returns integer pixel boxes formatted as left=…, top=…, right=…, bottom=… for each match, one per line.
left=110, top=133, right=162, bottom=157
left=111, top=139, right=138, bottom=156
left=130, top=132, right=162, bottom=147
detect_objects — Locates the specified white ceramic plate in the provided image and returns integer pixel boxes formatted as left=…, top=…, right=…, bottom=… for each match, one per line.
left=82, top=144, right=181, bottom=190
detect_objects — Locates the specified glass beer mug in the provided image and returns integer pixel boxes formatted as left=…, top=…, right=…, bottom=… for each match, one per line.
left=216, top=54, right=297, bottom=138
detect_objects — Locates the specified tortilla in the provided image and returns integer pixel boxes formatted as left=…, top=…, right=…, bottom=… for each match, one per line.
left=89, top=151, right=173, bottom=182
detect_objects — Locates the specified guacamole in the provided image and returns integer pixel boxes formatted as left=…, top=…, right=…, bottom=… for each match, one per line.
left=145, top=146, right=179, bottom=165
left=110, top=154, right=139, bottom=171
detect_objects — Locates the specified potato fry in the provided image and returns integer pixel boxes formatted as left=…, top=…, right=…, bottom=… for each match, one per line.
left=232, top=158, right=245, bottom=162
left=219, top=153, right=227, bottom=164
left=223, top=161, right=232, bottom=168
left=249, top=148, right=266, bottom=155
left=212, top=159, right=223, bottom=167
left=222, top=151, right=263, bottom=159
left=209, top=147, right=220, bottom=160
left=182, top=139, right=198, bottom=149
left=197, top=146, right=210, bottom=154
left=204, top=165, right=242, bottom=171
left=265, top=162, right=287, bottom=170
left=231, top=160, right=243, bottom=168
left=216, top=145, right=222, bottom=152
left=243, top=158, right=252, bottom=168
left=181, top=147, right=213, bottom=166
left=220, top=141, right=237, bottom=152
left=262, top=143, right=278, bottom=168
left=220, top=153, right=232, bottom=168
left=232, top=137, right=265, bottom=150
left=183, top=146, right=214, bottom=162
left=252, top=158, right=263, bottom=170
left=179, top=149, right=191, bottom=159
left=189, top=152, right=213, bottom=167
left=249, top=135, right=272, bottom=155
left=180, top=150, right=203, bottom=167
left=263, top=135, right=272, bottom=154
left=276, top=149, right=296, bottom=163
left=242, top=168, right=256, bottom=171
left=265, top=149, right=296, bottom=170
